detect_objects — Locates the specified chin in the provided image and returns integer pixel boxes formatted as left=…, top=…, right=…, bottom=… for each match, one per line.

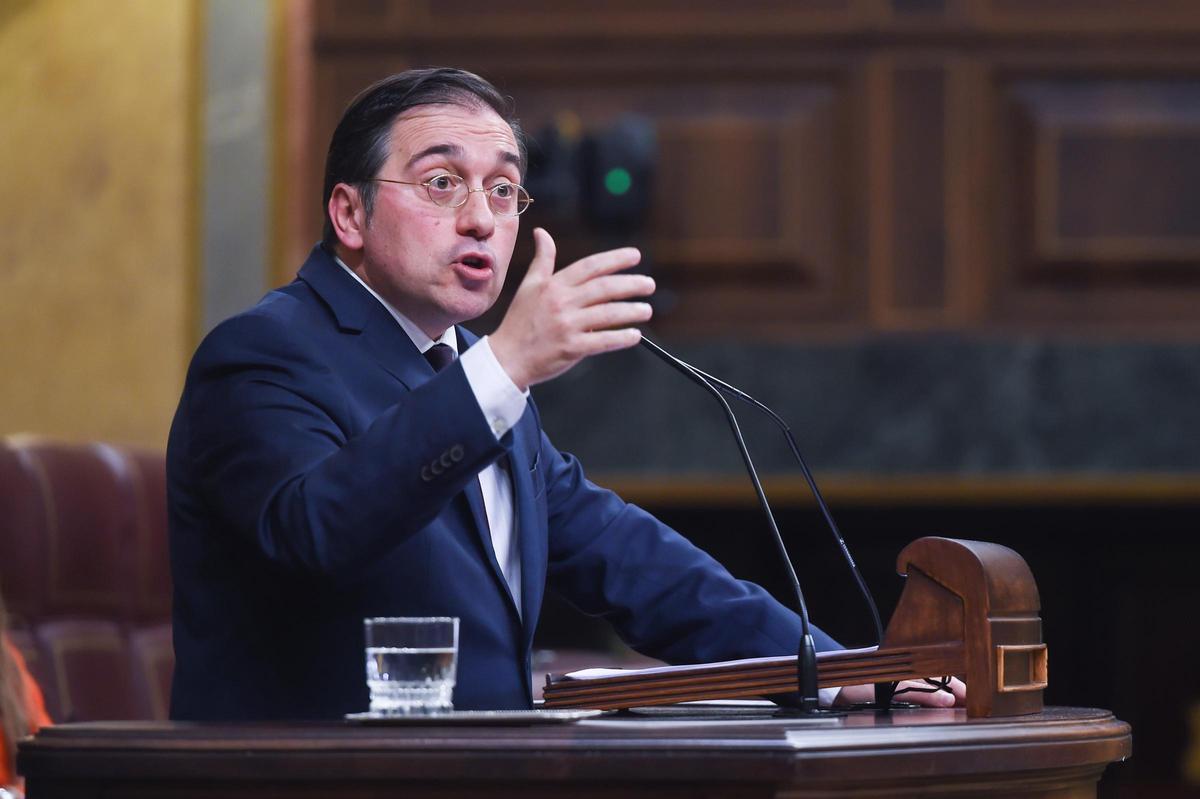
left=441, top=295, right=496, bottom=328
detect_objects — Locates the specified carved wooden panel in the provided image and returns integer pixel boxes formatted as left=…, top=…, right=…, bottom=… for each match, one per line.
left=509, top=79, right=855, bottom=334
left=883, top=66, right=948, bottom=321
left=295, top=0, right=1200, bottom=336
left=314, top=0, right=871, bottom=43
left=307, top=51, right=863, bottom=334
left=988, top=75, right=1200, bottom=329
left=968, top=0, right=1200, bottom=32
left=1022, top=84, right=1200, bottom=264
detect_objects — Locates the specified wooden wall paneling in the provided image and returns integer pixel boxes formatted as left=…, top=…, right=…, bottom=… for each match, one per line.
left=945, top=56, right=988, bottom=327
left=888, top=63, right=948, bottom=326
left=497, top=73, right=861, bottom=336
left=879, top=54, right=982, bottom=331
left=276, top=0, right=316, bottom=283
left=306, top=37, right=869, bottom=334
left=1032, top=90, right=1200, bottom=264
left=304, top=3, right=1200, bottom=336
left=869, top=54, right=963, bottom=332
left=989, top=67, right=1200, bottom=332
left=966, top=0, right=1200, bottom=34
left=649, top=93, right=846, bottom=333
left=314, top=0, right=416, bottom=40
left=884, top=0, right=978, bottom=28
left=890, top=0, right=948, bottom=16
left=985, top=62, right=1024, bottom=331
left=866, top=55, right=894, bottom=331
left=315, top=0, right=877, bottom=43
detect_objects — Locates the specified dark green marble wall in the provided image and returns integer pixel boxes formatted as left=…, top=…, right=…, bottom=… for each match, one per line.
left=530, top=335, right=1200, bottom=476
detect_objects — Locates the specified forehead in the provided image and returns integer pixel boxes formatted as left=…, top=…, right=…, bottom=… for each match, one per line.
left=387, top=103, right=519, bottom=168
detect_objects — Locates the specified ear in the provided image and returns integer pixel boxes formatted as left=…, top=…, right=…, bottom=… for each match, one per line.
left=328, top=182, right=366, bottom=252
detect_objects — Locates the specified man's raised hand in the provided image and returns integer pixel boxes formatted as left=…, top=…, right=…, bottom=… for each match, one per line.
left=490, top=228, right=655, bottom=391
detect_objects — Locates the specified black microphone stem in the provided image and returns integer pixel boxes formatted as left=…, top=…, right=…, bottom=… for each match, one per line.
left=642, top=339, right=885, bottom=647
left=638, top=336, right=822, bottom=712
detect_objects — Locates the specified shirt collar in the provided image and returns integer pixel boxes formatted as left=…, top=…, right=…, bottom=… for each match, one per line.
left=334, top=255, right=457, bottom=355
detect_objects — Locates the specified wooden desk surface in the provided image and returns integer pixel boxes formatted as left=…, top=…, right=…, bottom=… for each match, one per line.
left=19, top=706, right=1131, bottom=798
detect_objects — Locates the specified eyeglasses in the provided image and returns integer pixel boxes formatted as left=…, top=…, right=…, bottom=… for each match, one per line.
left=369, top=174, right=534, bottom=216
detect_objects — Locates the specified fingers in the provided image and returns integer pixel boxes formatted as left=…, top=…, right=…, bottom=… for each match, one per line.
left=831, top=683, right=872, bottom=706
left=574, top=273, right=656, bottom=307
left=558, top=246, right=642, bottom=285
left=575, top=327, right=643, bottom=354
left=575, top=301, right=653, bottom=332
left=833, top=678, right=968, bottom=710
left=894, top=678, right=960, bottom=708
left=526, top=227, right=558, bottom=280
left=494, top=230, right=650, bottom=389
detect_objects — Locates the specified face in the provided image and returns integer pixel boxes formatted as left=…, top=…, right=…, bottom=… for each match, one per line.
left=339, top=103, right=522, bottom=338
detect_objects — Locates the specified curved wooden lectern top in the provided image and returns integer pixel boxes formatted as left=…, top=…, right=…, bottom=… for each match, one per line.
left=18, top=708, right=1132, bottom=798
left=888, top=537, right=1047, bottom=718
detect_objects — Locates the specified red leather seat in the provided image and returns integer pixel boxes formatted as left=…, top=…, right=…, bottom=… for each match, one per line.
left=0, top=437, right=173, bottom=721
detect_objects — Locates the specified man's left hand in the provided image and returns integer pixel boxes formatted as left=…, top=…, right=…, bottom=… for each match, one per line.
left=834, top=677, right=966, bottom=708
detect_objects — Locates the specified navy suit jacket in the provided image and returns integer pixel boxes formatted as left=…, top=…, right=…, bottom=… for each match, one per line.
left=167, top=245, right=838, bottom=720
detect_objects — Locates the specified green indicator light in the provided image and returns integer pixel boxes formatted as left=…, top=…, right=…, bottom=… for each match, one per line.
left=604, top=167, right=633, bottom=196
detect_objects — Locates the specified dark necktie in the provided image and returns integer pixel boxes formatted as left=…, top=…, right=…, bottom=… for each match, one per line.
left=424, top=342, right=456, bottom=372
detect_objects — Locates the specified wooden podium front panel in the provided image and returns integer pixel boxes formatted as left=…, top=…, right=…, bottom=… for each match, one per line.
left=18, top=707, right=1130, bottom=798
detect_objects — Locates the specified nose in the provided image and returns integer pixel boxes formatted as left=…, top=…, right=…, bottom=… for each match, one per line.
left=455, top=188, right=495, bottom=239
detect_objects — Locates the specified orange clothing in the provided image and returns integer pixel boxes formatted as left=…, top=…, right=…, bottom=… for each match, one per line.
left=1, top=638, right=51, bottom=787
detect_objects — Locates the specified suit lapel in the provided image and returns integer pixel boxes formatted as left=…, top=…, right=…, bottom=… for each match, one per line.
left=299, top=250, right=527, bottom=622
left=297, top=246, right=428, bottom=389
left=508, top=417, right=546, bottom=645
left=461, top=474, right=506, bottom=591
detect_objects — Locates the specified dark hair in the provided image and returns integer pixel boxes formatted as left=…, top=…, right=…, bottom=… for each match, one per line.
left=321, top=67, right=527, bottom=251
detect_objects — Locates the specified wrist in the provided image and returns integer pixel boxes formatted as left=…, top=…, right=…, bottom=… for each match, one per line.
left=487, top=332, right=529, bottom=392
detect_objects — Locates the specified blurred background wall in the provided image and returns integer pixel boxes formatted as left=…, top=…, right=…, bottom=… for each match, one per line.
left=0, top=0, right=197, bottom=448
left=3, top=1, right=1200, bottom=795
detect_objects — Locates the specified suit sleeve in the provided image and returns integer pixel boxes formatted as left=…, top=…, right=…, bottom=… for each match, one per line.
left=174, top=310, right=507, bottom=581
left=538, top=428, right=841, bottom=664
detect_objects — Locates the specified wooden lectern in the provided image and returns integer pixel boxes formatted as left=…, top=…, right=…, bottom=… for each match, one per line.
left=17, top=538, right=1131, bottom=798
left=19, top=712, right=1131, bottom=798
left=544, top=537, right=1049, bottom=717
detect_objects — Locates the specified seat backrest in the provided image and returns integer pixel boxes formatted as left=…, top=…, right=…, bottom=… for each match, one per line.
left=0, top=436, right=173, bottom=722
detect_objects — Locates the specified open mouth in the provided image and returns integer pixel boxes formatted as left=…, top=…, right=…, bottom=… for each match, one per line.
left=454, top=253, right=493, bottom=280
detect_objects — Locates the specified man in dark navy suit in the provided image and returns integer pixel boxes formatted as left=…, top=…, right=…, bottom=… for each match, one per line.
left=167, top=68, right=962, bottom=720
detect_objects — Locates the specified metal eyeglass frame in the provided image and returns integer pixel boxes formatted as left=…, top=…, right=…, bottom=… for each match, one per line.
left=367, top=174, right=534, bottom=216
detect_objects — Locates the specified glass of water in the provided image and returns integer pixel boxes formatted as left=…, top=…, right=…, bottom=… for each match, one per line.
left=364, top=616, right=459, bottom=715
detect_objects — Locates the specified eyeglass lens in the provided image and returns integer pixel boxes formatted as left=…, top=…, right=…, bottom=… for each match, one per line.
left=426, top=175, right=530, bottom=215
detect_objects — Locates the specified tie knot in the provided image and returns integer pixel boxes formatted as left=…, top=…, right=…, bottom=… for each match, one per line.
left=424, top=343, right=457, bottom=373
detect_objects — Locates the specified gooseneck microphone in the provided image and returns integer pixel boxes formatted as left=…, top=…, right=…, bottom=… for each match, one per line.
left=640, top=338, right=885, bottom=648
left=639, top=336, right=825, bottom=712
left=640, top=335, right=890, bottom=712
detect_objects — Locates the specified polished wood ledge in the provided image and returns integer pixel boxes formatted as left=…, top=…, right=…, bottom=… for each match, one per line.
left=19, top=706, right=1130, bottom=798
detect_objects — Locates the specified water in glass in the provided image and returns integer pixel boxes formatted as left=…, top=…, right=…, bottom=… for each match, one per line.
left=366, top=645, right=456, bottom=714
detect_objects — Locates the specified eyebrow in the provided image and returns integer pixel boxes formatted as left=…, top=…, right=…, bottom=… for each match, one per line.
left=406, top=143, right=523, bottom=171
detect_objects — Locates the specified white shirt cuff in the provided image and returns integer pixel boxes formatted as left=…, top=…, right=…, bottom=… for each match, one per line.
left=460, top=336, right=528, bottom=439
left=819, top=687, right=840, bottom=707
